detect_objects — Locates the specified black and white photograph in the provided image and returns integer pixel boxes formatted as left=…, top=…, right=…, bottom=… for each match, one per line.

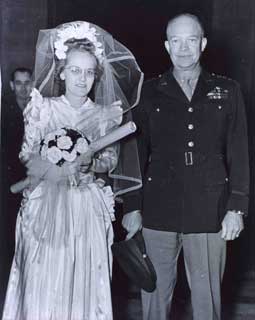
left=0, top=0, right=255, bottom=319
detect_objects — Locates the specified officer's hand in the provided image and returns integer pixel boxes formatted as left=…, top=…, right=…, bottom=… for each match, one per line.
left=111, top=100, right=122, bottom=108
left=122, top=210, right=142, bottom=240
left=221, top=211, right=244, bottom=241
left=79, top=149, right=94, bottom=173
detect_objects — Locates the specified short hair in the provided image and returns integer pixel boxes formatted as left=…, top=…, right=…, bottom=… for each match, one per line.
left=11, top=67, right=32, bottom=81
left=55, top=38, right=102, bottom=77
left=65, top=38, right=98, bottom=58
left=166, top=13, right=206, bottom=38
left=55, top=38, right=103, bottom=96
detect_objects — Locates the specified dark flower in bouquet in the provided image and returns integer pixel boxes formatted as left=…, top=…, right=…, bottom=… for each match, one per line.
left=40, top=128, right=89, bottom=166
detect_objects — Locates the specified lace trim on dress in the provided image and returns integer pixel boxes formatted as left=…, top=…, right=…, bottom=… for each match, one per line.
left=20, top=89, right=52, bottom=163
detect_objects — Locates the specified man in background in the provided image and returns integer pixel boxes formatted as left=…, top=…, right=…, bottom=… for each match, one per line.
left=1, top=67, right=32, bottom=257
left=9, top=67, right=33, bottom=111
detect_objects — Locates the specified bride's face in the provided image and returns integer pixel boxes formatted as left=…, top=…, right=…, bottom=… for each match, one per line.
left=60, top=49, right=97, bottom=99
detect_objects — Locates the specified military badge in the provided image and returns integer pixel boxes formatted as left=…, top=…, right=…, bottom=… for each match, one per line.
left=207, top=86, right=228, bottom=100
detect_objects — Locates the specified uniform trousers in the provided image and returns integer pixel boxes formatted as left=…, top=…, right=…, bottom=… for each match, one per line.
left=142, top=228, right=226, bottom=320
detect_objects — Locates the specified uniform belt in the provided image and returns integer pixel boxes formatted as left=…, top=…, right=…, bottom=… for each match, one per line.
left=185, top=151, right=193, bottom=166
left=184, top=152, right=224, bottom=166
left=150, top=153, right=225, bottom=167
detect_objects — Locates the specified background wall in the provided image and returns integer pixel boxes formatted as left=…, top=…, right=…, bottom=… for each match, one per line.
left=0, top=0, right=48, bottom=94
left=210, top=0, right=255, bottom=300
left=47, top=0, right=213, bottom=78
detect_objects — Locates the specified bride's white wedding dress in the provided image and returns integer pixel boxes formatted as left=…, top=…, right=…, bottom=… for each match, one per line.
left=2, top=90, right=122, bottom=320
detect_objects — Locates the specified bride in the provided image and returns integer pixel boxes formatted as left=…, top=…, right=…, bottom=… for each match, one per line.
left=2, top=21, right=143, bottom=320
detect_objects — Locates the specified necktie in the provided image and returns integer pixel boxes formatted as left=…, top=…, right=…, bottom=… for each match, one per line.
left=180, top=79, right=193, bottom=101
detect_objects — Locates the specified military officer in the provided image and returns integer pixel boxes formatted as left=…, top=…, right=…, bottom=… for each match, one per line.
left=122, top=13, right=249, bottom=320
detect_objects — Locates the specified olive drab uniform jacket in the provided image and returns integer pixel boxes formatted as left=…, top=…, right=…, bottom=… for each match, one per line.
left=124, top=69, right=249, bottom=233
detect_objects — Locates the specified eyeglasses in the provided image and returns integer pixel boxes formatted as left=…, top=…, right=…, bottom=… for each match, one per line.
left=64, top=66, right=96, bottom=77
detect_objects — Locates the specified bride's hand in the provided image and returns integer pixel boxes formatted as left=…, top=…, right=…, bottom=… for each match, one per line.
left=42, top=160, right=80, bottom=184
left=26, top=156, right=51, bottom=178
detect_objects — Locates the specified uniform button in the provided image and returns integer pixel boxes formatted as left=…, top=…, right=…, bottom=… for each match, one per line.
left=188, top=141, right=194, bottom=147
left=188, top=107, right=194, bottom=112
left=156, top=108, right=160, bottom=112
left=188, top=124, right=194, bottom=130
left=148, top=177, right=152, bottom=181
left=218, top=105, right=222, bottom=110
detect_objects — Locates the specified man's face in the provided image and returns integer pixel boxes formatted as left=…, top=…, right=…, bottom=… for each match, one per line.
left=165, top=16, right=207, bottom=71
left=10, top=71, right=32, bottom=101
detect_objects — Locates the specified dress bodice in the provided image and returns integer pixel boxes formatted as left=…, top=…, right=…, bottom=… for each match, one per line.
left=20, top=89, right=122, bottom=163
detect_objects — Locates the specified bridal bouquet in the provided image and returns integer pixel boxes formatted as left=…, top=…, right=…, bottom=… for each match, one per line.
left=11, top=121, right=137, bottom=193
left=40, top=128, right=89, bottom=166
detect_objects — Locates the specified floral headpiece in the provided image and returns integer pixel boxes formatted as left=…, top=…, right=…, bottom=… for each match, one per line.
left=54, top=21, right=104, bottom=62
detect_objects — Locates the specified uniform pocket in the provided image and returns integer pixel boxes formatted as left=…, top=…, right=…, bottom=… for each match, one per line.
left=204, top=157, right=228, bottom=191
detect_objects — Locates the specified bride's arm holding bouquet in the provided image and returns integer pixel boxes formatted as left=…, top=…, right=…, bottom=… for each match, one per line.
left=11, top=96, right=136, bottom=193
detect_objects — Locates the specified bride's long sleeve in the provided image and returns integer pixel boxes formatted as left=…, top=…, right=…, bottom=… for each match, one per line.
left=90, top=104, right=122, bottom=173
left=19, top=89, right=51, bottom=164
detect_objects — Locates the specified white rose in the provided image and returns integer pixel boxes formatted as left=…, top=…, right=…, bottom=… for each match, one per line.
left=75, top=137, right=89, bottom=154
left=54, top=39, right=63, bottom=49
left=55, top=48, right=67, bottom=60
left=62, top=149, right=77, bottom=162
left=57, top=136, right=73, bottom=150
left=55, top=128, right=67, bottom=136
left=47, top=146, right=62, bottom=164
left=55, top=42, right=68, bottom=60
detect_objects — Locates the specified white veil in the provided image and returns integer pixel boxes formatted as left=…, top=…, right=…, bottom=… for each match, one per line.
left=32, top=21, right=143, bottom=197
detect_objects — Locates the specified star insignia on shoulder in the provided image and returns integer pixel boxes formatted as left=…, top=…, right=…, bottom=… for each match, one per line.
left=211, top=73, right=233, bottom=81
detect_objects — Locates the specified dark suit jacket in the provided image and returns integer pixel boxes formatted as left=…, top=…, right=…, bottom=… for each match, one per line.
left=1, top=95, right=25, bottom=184
left=124, top=69, right=249, bottom=233
left=1, top=95, right=26, bottom=254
